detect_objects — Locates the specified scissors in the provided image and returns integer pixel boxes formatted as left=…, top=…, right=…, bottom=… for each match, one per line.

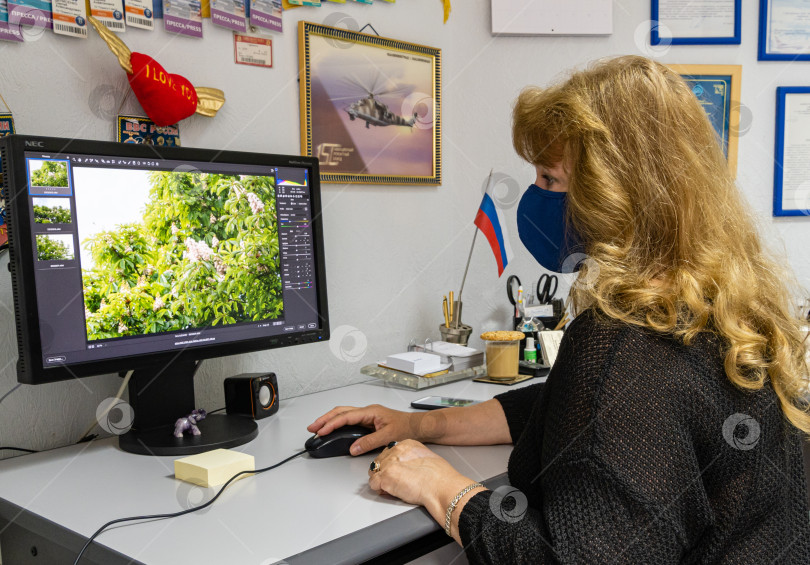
left=506, top=275, right=522, bottom=306
left=537, top=274, right=558, bottom=304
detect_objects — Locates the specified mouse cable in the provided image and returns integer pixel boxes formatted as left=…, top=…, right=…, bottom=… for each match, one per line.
left=73, top=449, right=307, bottom=565
left=0, top=446, right=38, bottom=453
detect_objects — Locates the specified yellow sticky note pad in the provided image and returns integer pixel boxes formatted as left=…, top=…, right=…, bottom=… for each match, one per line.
left=174, top=449, right=255, bottom=488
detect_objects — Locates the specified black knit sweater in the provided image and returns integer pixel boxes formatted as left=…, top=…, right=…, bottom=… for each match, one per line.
left=459, top=310, right=810, bottom=563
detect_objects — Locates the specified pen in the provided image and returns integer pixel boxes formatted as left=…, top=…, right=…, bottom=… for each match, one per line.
left=443, top=296, right=450, bottom=327
left=517, top=286, right=523, bottom=317
left=448, top=291, right=454, bottom=323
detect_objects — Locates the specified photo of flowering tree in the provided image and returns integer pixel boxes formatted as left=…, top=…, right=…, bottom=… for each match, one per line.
left=36, top=234, right=75, bottom=261
left=78, top=170, right=283, bottom=341
left=33, top=197, right=72, bottom=224
left=29, top=160, right=69, bottom=187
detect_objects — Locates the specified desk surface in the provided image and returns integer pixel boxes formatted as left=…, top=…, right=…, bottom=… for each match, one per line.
left=0, top=376, right=536, bottom=564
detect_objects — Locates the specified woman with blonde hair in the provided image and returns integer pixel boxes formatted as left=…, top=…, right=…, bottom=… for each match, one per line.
left=309, top=55, right=810, bottom=562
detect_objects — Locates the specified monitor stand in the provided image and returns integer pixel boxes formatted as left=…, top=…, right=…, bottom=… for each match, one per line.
left=118, top=359, right=258, bottom=456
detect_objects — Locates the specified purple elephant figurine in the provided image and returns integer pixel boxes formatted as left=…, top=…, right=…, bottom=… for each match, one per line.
left=173, top=409, right=207, bottom=438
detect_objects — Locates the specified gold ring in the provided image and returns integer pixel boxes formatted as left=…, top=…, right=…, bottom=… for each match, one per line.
left=370, top=460, right=381, bottom=473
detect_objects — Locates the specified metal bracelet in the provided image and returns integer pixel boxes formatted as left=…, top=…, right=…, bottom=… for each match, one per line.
left=444, top=482, right=484, bottom=537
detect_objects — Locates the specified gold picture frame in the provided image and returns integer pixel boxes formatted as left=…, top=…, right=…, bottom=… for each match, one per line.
left=669, top=64, right=742, bottom=177
left=298, top=21, right=442, bottom=185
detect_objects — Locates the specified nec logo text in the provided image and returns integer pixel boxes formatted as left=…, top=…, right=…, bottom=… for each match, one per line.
left=24, top=141, right=44, bottom=147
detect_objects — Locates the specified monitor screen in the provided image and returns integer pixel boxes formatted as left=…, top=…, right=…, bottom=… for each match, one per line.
left=4, top=136, right=329, bottom=384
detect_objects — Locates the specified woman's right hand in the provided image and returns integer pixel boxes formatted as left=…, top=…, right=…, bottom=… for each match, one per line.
left=307, top=404, right=426, bottom=456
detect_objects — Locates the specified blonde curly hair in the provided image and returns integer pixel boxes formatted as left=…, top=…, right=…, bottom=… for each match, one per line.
left=513, top=55, right=810, bottom=433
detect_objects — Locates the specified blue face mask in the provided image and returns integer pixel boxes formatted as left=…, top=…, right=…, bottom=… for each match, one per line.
left=517, top=184, right=581, bottom=273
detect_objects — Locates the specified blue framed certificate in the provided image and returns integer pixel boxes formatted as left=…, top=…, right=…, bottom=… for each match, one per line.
left=774, top=87, right=810, bottom=216
left=759, top=0, right=810, bottom=60
left=669, top=64, right=742, bottom=177
left=652, top=0, right=741, bottom=45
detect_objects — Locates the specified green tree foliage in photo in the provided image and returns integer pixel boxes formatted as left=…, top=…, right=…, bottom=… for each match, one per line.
left=82, top=172, right=283, bottom=341
left=33, top=204, right=72, bottom=224
left=36, top=235, right=73, bottom=261
left=30, top=161, right=69, bottom=187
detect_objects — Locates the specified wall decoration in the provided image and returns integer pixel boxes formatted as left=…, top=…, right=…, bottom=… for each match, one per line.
left=89, top=16, right=225, bottom=126
left=163, top=0, right=202, bottom=37
left=8, top=0, right=52, bottom=28
left=758, top=0, right=810, bottom=60
left=0, top=94, right=13, bottom=226
left=0, top=94, right=14, bottom=176
left=652, top=0, right=741, bottom=45
left=52, top=0, right=88, bottom=38
left=670, top=64, right=742, bottom=177
left=234, top=33, right=272, bottom=67
left=0, top=21, right=23, bottom=43
left=0, top=0, right=23, bottom=43
left=249, top=0, right=281, bottom=32
left=124, top=0, right=154, bottom=30
left=491, top=0, right=612, bottom=36
left=211, top=0, right=246, bottom=32
left=89, top=0, right=125, bottom=33
left=118, top=115, right=181, bottom=145
left=299, top=21, right=441, bottom=185
left=773, top=87, right=810, bottom=216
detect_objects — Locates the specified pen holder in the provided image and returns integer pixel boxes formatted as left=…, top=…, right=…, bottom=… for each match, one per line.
left=440, top=323, right=473, bottom=346
left=441, top=299, right=472, bottom=345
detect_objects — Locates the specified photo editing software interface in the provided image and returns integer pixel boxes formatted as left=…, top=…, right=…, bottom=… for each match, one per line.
left=24, top=150, right=320, bottom=368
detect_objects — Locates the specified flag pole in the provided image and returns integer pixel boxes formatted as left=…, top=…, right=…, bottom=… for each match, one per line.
left=455, top=169, right=493, bottom=328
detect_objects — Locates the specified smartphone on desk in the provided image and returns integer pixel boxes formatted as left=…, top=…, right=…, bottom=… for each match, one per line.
left=410, top=396, right=481, bottom=410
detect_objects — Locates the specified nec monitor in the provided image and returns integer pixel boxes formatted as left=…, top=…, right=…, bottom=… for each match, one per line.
left=2, top=135, right=329, bottom=455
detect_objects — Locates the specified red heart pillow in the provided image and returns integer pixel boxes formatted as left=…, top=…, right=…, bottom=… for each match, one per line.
left=127, top=53, right=198, bottom=127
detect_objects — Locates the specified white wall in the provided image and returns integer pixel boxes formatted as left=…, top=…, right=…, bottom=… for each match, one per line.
left=0, top=0, right=808, bottom=456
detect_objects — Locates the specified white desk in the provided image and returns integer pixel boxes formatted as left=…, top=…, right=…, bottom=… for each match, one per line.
left=0, top=377, right=537, bottom=564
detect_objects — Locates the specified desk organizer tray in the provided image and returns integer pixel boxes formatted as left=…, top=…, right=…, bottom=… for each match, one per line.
left=361, top=364, right=487, bottom=390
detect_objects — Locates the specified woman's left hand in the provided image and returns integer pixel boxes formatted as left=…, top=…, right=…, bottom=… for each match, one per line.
left=367, top=439, right=469, bottom=509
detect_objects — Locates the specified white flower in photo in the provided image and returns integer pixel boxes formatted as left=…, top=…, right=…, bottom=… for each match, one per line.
left=184, top=238, right=214, bottom=263
left=118, top=322, right=128, bottom=333
left=214, top=257, right=227, bottom=276
left=246, top=192, right=264, bottom=214
left=171, top=224, right=179, bottom=235
left=210, top=214, right=216, bottom=224
left=153, top=296, right=164, bottom=311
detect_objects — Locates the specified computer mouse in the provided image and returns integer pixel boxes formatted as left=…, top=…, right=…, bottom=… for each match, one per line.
left=305, top=425, right=373, bottom=458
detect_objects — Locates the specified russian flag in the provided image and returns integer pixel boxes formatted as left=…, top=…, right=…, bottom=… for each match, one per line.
left=474, top=191, right=514, bottom=277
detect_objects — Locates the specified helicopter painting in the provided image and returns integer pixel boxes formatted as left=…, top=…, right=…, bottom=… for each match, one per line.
left=334, top=75, right=418, bottom=129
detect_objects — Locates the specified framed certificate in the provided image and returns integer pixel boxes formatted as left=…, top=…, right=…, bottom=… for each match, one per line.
left=652, top=0, right=741, bottom=45
left=669, top=64, right=742, bottom=177
left=774, top=87, right=810, bottom=216
left=759, top=0, right=810, bottom=60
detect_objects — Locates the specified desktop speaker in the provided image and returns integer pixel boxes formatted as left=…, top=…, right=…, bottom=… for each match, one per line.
left=224, top=373, right=279, bottom=420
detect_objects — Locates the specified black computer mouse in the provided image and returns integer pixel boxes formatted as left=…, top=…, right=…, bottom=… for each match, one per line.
left=305, top=425, right=373, bottom=458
